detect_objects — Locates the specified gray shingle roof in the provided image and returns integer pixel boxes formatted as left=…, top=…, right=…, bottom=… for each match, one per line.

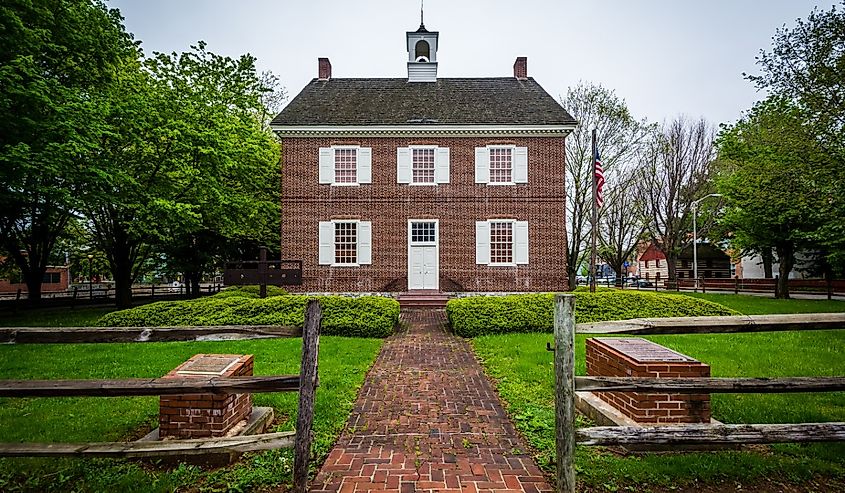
left=271, top=78, right=576, bottom=127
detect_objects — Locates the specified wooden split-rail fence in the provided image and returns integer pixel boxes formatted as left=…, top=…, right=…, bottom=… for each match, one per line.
left=551, top=294, right=845, bottom=493
left=0, top=299, right=323, bottom=493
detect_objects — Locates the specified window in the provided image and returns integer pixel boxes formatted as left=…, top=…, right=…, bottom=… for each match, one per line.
left=318, top=146, right=372, bottom=185
left=656, top=259, right=661, bottom=268
left=475, top=220, right=529, bottom=266
left=318, top=221, right=372, bottom=266
left=678, top=271, right=684, bottom=279
left=334, top=222, right=357, bottom=264
left=412, top=148, right=435, bottom=184
left=334, top=149, right=357, bottom=184
left=488, top=148, right=512, bottom=184
left=489, top=221, right=513, bottom=264
left=645, top=260, right=649, bottom=268
left=397, top=146, right=449, bottom=184
left=42, top=272, right=61, bottom=284
left=411, top=221, right=436, bottom=243
left=475, top=145, right=528, bottom=184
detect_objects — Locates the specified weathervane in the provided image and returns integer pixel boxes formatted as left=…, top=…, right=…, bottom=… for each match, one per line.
left=420, top=0, right=425, bottom=30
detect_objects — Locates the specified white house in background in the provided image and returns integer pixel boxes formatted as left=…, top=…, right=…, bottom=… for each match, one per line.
left=736, top=250, right=819, bottom=279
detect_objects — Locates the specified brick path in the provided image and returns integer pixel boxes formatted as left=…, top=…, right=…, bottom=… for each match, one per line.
left=311, top=309, right=552, bottom=493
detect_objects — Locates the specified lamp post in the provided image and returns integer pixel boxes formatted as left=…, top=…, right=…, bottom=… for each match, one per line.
left=87, top=254, right=94, bottom=300
left=692, top=193, right=723, bottom=292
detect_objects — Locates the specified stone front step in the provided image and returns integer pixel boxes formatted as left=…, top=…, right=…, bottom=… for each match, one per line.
left=396, top=290, right=451, bottom=308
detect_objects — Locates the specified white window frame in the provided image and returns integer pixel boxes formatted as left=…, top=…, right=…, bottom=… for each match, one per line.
left=409, top=145, right=438, bottom=186
left=476, top=219, right=529, bottom=266
left=475, top=145, right=528, bottom=185
left=318, top=220, right=372, bottom=267
left=486, top=146, right=516, bottom=186
left=319, top=146, right=372, bottom=186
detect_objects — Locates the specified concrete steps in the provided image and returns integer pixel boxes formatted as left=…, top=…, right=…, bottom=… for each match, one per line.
left=396, top=290, right=451, bottom=309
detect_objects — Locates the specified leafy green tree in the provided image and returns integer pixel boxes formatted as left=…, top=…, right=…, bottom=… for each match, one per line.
left=716, top=97, right=825, bottom=298
left=82, top=44, right=280, bottom=307
left=0, top=0, right=135, bottom=304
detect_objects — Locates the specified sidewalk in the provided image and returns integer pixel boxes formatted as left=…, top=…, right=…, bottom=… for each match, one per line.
left=311, top=309, right=552, bottom=493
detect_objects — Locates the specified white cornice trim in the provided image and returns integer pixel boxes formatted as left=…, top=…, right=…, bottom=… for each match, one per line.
left=271, top=124, right=576, bottom=138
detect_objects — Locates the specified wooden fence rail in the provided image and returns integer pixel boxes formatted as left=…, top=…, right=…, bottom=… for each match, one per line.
left=0, top=299, right=323, bottom=493
left=0, top=325, right=300, bottom=344
left=553, top=294, right=845, bottom=493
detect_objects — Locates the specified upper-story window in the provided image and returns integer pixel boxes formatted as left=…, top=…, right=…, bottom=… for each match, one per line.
left=475, top=145, right=528, bottom=185
left=319, top=146, right=372, bottom=185
left=397, top=146, right=450, bottom=184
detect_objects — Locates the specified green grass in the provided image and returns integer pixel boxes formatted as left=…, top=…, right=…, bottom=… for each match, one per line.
left=681, top=292, right=845, bottom=315
left=471, top=294, right=845, bottom=490
left=0, top=307, right=119, bottom=327
left=0, top=336, right=383, bottom=492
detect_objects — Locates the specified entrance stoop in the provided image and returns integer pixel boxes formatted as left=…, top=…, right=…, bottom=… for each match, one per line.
left=396, top=290, right=451, bottom=309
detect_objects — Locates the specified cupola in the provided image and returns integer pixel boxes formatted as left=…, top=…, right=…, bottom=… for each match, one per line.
left=407, top=5, right=438, bottom=82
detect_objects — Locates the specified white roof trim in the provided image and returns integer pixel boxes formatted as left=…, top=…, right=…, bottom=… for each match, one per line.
left=271, top=124, right=576, bottom=138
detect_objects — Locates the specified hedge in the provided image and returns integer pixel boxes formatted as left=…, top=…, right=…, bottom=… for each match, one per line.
left=210, top=285, right=288, bottom=299
left=446, top=291, right=739, bottom=338
left=97, top=291, right=400, bottom=338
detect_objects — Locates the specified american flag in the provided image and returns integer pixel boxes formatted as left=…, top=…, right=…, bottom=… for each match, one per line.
left=594, top=149, right=605, bottom=208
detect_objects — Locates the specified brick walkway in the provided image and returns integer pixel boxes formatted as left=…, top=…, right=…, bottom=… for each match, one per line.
left=311, top=309, right=552, bottom=493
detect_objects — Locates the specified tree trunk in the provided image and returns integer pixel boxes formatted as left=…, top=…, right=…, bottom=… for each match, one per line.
left=112, top=246, right=134, bottom=309
left=23, top=268, right=46, bottom=307
left=666, top=253, right=677, bottom=287
left=775, top=243, right=794, bottom=299
left=762, top=248, right=774, bottom=278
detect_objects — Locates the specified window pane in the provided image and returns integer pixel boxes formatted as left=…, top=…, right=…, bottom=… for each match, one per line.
left=412, top=148, right=435, bottom=184
left=334, top=149, right=357, bottom=184
left=489, top=148, right=512, bottom=184
left=411, top=222, right=436, bottom=243
left=334, top=222, right=357, bottom=264
left=489, top=222, right=513, bottom=263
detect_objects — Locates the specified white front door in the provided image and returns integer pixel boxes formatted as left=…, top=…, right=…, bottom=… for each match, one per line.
left=408, top=220, right=439, bottom=290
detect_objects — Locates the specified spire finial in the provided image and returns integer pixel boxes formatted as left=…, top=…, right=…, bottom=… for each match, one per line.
left=420, top=0, right=425, bottom=29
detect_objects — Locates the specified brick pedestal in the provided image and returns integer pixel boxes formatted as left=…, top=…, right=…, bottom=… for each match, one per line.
left=586, top=338, right=710, bottom=424
left=159, top=354, right=254, bottom=439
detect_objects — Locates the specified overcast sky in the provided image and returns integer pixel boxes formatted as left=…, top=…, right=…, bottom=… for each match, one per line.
left=109, top=0, right=835, bottom=126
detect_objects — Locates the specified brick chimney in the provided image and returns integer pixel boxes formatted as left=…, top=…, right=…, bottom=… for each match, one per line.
left=513, top=57, right=527, bottom=80
left=318, top=57, right=332, bottom=81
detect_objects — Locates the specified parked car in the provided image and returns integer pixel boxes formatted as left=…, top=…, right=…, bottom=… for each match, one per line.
left=628, top=279, right=653, bottom=288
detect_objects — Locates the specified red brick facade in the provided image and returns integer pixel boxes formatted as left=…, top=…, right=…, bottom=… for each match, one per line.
left=0, top=265, right=69, bottom=294
left=586, top=338, right=711, bottom=424
left=159, top=354, right=254, bottom=439
left=280, top=135, right=568, bottom=292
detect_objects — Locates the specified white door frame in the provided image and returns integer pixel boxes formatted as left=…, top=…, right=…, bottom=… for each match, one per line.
left=407, top=219, right=439, bottom=290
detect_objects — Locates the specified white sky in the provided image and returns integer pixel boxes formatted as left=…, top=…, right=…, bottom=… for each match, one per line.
left=108, top=0, right=835, bottom=126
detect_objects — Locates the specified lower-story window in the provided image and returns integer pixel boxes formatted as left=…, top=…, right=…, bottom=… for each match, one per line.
left=475, top=219, right=528, bottom=266
left=318, top=220, right=372, bottom=266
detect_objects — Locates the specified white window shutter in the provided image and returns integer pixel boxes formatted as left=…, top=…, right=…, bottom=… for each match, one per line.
left=513, top=146, right=528, bottom=183
left=474, top=147, right=489, bottom=184
left=319, top=148, right=334, bottom=184
left=357, top=147, right=372, bottom=184
left=475, top=221, right=490, bottom=264
left=358, top=221, right=372, bottom=265
left=396, top=147, right=411, bottom=183
left=435, top=147, right=450, bottom=184
left=514, top=221, right=529, bottom=264
left=318, top=221, right=334, bottom=265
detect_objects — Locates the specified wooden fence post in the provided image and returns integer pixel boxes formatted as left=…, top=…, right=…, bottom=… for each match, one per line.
left=71, top=287, right=78, bottom=309
left=293, top=299, right=321, bottom=493
left=701, top=278, right=706, bottom=294
left=554, top=294, right=576, bottom=493
left=735, top=277, right=739, bottom=295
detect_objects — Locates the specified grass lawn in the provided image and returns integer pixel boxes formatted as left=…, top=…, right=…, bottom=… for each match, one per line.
left=0, top=306, right=119, bottom=327
left=471, top=294, right=845, bottom=491
left=0, top=336, right=383, bottom=492
left=680, top=292, right=845, bottom=315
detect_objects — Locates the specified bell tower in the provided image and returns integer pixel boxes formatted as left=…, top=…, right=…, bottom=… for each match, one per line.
left=407, top=3, right=438, bottom=82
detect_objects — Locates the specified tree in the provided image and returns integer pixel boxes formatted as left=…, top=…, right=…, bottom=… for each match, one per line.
left=561, top=82, right=651, bottom=289
left=638, top=117, right=718, bottom=282
left=82, top=44, right=281, bottom=307
left=716, top=97, right=825, bottom=298
left=0, top=0, right=134, bottom=304
left=597, top=172, right=646, bottom=284
left=747, top=2, right=845, bottom=270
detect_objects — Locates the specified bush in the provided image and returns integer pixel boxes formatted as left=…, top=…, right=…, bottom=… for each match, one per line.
left=446, top=291, right=739, bottom=338
left=211, top=285, right=288, bottom=299
left=97, top=293, right=399, bottom=338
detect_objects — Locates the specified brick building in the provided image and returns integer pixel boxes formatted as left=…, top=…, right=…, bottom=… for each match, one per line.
left=0, top=264, right=70, bottom=294
left=271, top=18, right=576, bottom=293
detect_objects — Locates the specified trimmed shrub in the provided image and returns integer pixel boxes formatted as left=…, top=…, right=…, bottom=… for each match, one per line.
left=97, top=293, right=399, bottom=338
left=211, top=285, right=288, bottom=299
left=446, top=291, right=739, bottom=338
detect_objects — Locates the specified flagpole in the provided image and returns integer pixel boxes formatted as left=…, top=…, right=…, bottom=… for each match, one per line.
left=590, top=129, right=597, bottom=293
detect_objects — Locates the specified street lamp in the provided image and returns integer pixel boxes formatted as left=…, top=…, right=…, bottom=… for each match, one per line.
left=87, top=254, right=94, bottom=300
left=692, top=193, right=723, bottom=291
